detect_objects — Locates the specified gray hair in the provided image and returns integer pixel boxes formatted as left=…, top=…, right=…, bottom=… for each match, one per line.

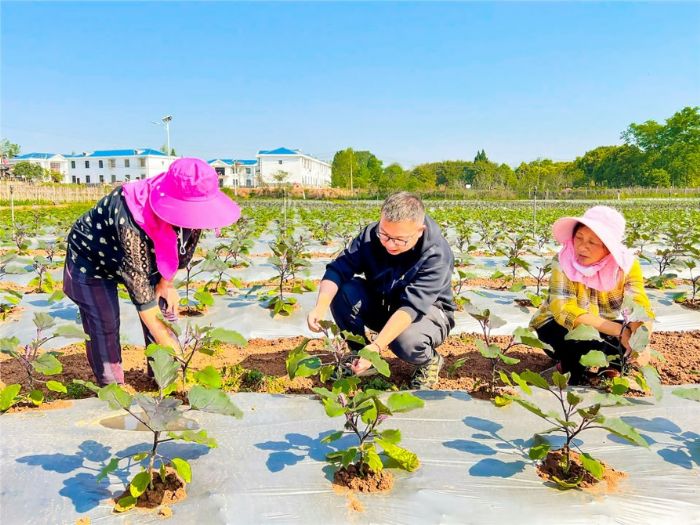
left=381, top=192, right=425, bottom=224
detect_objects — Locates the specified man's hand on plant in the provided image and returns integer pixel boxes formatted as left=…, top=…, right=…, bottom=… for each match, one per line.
left=350, top=343, right=380, bottom=375
left=307, top=307, right=326, bottom=332
left=155, top=279, right=179, bottom=318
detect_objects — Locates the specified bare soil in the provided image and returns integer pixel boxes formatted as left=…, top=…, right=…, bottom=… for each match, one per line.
left=333, top=463, right=394, bottom=493
left=0, top=332, right=698, bottom=407
left=537, top=449, right=626, bottom=492
left=115, top=467, right=186, bottom=511
left=679, top=298, right=700, bottom=311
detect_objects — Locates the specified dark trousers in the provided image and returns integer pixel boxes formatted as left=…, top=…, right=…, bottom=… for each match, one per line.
left=63, top=263, right=157, bottom=386
left=535, top=319, right=622, bottom=382
left=330, top=277, right=453, bottom=366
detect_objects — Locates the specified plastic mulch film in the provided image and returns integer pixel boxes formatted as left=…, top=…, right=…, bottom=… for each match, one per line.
left=1, top=387, right=699, bottom=524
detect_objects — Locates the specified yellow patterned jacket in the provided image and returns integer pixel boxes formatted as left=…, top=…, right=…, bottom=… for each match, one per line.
left=530, top=256, right=655, bottom=331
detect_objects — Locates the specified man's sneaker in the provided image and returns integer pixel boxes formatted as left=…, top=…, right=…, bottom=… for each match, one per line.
left=410, top=352, right=444, bottom=390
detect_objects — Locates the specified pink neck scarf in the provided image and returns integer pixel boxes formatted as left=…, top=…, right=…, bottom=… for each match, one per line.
left=122, top=173, right=179, bottom=281
left=557, top=241, right=632, bottom=292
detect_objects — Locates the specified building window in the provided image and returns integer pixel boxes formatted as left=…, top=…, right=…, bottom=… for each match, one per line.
left=139, top=158, right=146, bottom=168
left=246, top=168, right=251, bottom=174
left=124, top=159, right=130, bottom=168
left=71, top=161, right=76, bottom=169
left=86, top=175, right=91, bottom=184
left=278, top=160, right=283, bottom=165
left=99, top=174, right=104, bottom=183
left=99, top=160, right=104, bottom=168
left=85, top=161, right=90, bottom=168
left=125, top=174, right=131, bottom=181
left=140, top=173, right=145, bottom=180
left=111, top=174, right=116, bottom=183
left=72, top=175, right=77, bottom=183
left=109, top=159, right=116, bottom=168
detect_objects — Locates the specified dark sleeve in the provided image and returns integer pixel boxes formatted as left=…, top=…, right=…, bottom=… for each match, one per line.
left=398, top=249, right=453, bottom=321
left=118, top=225, right=157, bottom=311
left=322, top=231, right=366, bottom=287
left=178, top=229, right=202, bottom=269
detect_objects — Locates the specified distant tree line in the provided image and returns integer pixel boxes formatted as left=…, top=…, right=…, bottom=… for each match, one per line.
left=331, top=106, right=700, bottom=192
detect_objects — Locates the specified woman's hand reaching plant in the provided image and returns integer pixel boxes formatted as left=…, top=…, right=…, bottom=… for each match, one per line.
left=155, top=279, right=180, bottom=318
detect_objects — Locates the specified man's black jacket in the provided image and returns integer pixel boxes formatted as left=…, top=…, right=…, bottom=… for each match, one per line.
left=322, top=216, right=455, bottom=322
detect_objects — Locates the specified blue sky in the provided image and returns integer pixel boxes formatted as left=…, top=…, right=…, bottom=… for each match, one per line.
left=2, top=1, right=699, bottom=167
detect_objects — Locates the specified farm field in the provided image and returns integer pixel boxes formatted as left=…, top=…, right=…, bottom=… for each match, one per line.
left=1, top=198, right=699, bottom=524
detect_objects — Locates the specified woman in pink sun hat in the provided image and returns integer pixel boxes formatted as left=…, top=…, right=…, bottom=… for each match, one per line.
left=529, top=205, right=655, bottom=384
left=62, top=157, right=241, bottom=386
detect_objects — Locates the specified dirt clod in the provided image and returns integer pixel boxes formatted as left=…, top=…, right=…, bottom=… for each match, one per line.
left=333, top=463, right=394, bottom=493
left=115, top=468, right=187, bottom=511
left=537, top=449, right=626, bottom=492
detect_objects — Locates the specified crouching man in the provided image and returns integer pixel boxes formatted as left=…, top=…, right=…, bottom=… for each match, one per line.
left=306, top=192, right=455, bottom=389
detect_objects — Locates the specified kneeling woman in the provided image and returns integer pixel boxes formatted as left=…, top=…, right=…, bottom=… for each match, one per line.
left=63, top=158, right=240, bottom=386
left=530, top=206, right=654, bottom=383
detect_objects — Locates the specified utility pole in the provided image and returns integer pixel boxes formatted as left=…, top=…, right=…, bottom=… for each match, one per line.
left=349, top=148, right=354, bottom=194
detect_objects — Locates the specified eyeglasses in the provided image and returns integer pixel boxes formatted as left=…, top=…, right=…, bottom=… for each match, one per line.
left=376, top=228, right=419, bottom=248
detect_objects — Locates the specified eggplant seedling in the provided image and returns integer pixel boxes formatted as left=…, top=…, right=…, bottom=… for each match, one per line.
left=505, top=368, right=648, bottom=489
left=465, top=305, right=552, bottom=402
left=0, top=312, right=89, bottom=412
left=568, top=295, right=662, bottom=399
left=90, top=348, right=242, bottom=512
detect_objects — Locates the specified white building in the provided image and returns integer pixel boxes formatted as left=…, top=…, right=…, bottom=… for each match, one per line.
left=208, top=159, right=257, bottom=188
left=8, top=153, right=69, bottom=181
left=257, top=147, right=331, bottom=187
left=66, top=149, right=175, bottom=184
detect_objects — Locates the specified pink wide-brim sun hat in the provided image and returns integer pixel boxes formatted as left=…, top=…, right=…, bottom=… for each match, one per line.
left=552, top=205, right=629, bottom=269
left=149, top=157, right=241, bottom=229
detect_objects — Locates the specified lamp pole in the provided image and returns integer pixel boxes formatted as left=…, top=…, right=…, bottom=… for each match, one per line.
left=153, top=115, right=173, bottom=156
left=162, top=115, right=172, bottom=156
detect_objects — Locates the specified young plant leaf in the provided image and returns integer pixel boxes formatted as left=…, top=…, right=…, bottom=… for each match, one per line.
left=599, top=417, right=649, bottom=447
left=365, top=444, right=384, bottom=473
left=208, top=328, right=247, bottom=347
left=386, top=392, right=425, bottom=413
left=0, top=384, right=21, bottom=411
left=520, top=370, right=550, bottom=390
left=322, top=398, right=346, bottom=418
left=358, top=347, right=390, bottom=377
left=167, top=429, right=218, bottom=448
left=379, top=429, right=401, bottom=444
left=580, top=453, right=604, bottom=480
left=565, top=325, right=603, bottom=342
left=579, top=350, right=610, bottom=368
left=629, top=326, right=650, bottom=352
left=31, top=353, right=62, bottom=375
left=149, top=348, right=180, bottom=391
left=376, top=439, right=420, bottom=472
left=640, top=365, right=663, bottom=401
left=32, top=312, right=56, bottom=330
left=551, top=371, right=570, bottom=390
left=475, top=340, right=500, bottom=359
left=672, top=387, right=700, bottom=402
left=29, top=389, right=44, bottom=405
left=46, top=380, right=67, bottom=393
left=129, top=471, right=151, bottom=498
left=551, top=474, right=583, bottom=489
left=499, top=353, right=520, bottom=365
left=188, top=386, right=243, bottom=418
left=98, top=384, right=133, bottom=410
left=194, top=366, right=223, bottom=389
left=528, top=442, right=551, bottom=461
left=53, top=324, right=89, bottom=340
left=171, top=458, right=192, bottom=483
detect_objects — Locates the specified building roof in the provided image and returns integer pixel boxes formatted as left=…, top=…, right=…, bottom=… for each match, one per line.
left=208, top=158, right=257, bottom=166
left=13, top=153, right=61, bottom=160
left=257, top=147, right=299, bottom=156
left=64, top=149, right=166, bottom=158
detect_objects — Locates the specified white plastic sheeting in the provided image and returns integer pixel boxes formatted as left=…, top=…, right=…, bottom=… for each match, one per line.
left=0, top=387, right=698, bottom=524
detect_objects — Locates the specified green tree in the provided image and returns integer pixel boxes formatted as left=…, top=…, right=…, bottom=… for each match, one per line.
left=474, top=149, right=489, bottom=162
left=12, top=161, right=46, bottom=181
left=622, top=106, right=700, bottom=186
left=0, top=139, right=20, bottom=158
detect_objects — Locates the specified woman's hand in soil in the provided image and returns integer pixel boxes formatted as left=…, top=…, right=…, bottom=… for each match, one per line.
left=155, top=279, right=180, bottom=318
